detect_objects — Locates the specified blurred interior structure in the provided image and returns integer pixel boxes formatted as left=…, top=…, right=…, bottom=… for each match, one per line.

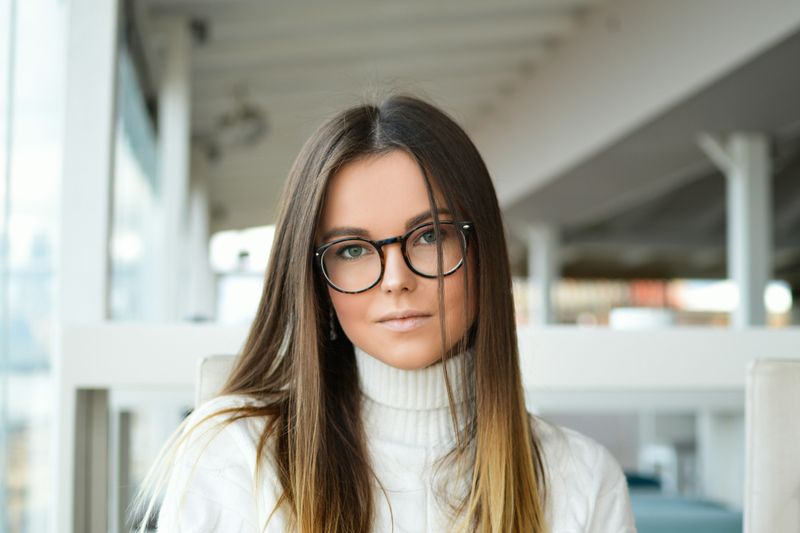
left=1, top=0, right=799, bottom=532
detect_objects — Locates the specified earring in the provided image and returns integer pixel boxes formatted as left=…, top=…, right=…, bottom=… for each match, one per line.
left=329, top=306, right=337, bottom=341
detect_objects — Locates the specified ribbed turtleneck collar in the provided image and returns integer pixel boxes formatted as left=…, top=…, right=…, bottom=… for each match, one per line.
left=354, top=344, right=473, bottom=447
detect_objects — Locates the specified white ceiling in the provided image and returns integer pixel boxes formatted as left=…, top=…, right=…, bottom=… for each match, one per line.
left=145, top=0, right=604, bottom=232
left=502, top=28, right=800, bottom=280
left=140, top=2, right=800, bottom=283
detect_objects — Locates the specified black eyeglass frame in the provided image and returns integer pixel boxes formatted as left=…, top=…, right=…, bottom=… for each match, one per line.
left=314, top=220, right=474, bottom=294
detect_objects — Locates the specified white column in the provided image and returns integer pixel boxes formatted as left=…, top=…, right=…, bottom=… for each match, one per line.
left=185, top=147, right=216, bottom=321
left=698, top=132, right=772, bottom=327
left=54, top=0, right=120, bottom=531
left=697, top=410, right=746, bottom=508
left=728, top=134, right=771, bottom=327
left=57, top=2, right=120, bottom=324
left=156, top=16, right=192, bottom=322
left=527, top=223, right=559, bottom=326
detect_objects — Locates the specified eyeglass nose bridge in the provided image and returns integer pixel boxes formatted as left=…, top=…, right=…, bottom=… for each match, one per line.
left=372, top=234, right=416, bottom=282
left=373, top=235, right=403, bottom=249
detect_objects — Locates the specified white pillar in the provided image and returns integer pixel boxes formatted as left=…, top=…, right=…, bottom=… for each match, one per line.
left=185, top=148, right=216, bottom=321
left=527, top=223, right=559, bottom=326
left=54, top=0, right=120, bottom=531
left=156, top=16, right=192, bottom=322
left=697, top=132, right=772, bottom=327
left=58, top=2, right=120, bottom=324
left=697, top=410, right=745, bottom=508
left=728, top=134, right=771, bottom=327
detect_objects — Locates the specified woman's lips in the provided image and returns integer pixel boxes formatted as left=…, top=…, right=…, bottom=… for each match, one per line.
left=377, top=315, right=431, bottom=332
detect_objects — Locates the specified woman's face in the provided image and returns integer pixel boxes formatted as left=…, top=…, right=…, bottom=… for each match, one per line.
left=317, top=150, right=477, bottom=370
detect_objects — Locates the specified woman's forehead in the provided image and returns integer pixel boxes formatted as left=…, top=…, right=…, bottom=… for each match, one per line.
left=319, top=151, right=448, bottom=237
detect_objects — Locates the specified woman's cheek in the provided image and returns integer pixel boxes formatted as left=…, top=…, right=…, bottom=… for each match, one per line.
left=442, top=271, right=471, bottom=345
left=330, top=290, right=383, bottom=348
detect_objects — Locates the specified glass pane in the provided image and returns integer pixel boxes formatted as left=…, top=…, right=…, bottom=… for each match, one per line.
left=0, top=0, right=65, bottom=530
left=0, top=0, right=10, bottom=525
left=109, top=42, right=160, bottom=321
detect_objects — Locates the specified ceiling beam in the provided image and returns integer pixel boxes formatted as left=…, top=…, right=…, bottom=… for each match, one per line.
left=202, top=11, right=575, bottom=47
left=191, top=48, right=545, bottom=98
left=471, top=0, right=800, bottom=207
left=190, top=23, right=559, bottom=71
left=192, top=69, right=522, bottom=104
left=150, top=0, right=600, bottom=20
left=191, top=83, right=503, bottom=125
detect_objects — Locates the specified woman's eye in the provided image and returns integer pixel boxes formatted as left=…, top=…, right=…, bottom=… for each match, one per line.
left=335, top=244, right=370, bottom=260
left=415, top=226, right=451, bottom=246
left=419, top=230, right=437, bottom=244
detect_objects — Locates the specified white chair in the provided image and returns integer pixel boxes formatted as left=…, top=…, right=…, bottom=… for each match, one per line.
left=744, top=358, right=800, bottom=533
left=195, top=354, right=237, bottom=406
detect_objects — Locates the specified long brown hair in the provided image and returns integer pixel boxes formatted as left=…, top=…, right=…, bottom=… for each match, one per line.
left=132, top=93, right=548, bottom=532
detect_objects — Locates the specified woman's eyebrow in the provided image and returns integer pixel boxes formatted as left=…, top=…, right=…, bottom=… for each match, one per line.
left=321, top=208, right=452, bottom=242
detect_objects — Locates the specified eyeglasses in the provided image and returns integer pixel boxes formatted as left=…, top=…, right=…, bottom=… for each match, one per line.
left=314, top=220, right=473, bottom=294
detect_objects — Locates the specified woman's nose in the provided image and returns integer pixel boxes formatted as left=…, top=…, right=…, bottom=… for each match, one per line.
left=380, top=242, right=416, bottom=293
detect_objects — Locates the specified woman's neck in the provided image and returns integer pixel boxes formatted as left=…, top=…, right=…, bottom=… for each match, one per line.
left=353, top=344, right=473, bottom=446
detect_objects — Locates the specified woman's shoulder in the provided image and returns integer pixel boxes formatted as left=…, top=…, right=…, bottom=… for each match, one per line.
left=182, top=393, right=273, bottom=458
left=529, top=413, right=626, bottom=492
left=190, top=392, right=266, bottom=416
left=528, top=413, right=637, bottom=532
left=188, top=392, right=267, bottom=425
left=157, top=394, right=282, bottom=531
left=529, top=414, right=617, bottom=479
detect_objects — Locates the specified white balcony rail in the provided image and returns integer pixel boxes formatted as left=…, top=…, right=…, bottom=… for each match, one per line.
left=53, top=323, right=800, bottom=532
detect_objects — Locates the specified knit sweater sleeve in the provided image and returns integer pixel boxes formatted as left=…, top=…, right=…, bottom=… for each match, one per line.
left=584, top=443, right=637, bottom=533
left=156, top=396, right=261, bottom=533
left=532, top=416, right=637, bottom=532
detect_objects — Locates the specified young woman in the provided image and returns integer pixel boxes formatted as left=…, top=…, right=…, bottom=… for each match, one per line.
left=134, top=94, right=636, bottom=532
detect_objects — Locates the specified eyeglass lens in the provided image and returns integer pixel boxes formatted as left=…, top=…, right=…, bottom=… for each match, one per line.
left=321, top=223, right=465, bottom=292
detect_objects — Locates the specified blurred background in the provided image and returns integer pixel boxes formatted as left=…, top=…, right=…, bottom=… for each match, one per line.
left=1, top=0, right=799, bottom=531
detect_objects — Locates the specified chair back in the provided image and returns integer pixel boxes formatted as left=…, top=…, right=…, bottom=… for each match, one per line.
left=195, top=354, right=237, bottom=406
left=744, top=358, right=800, bottom=533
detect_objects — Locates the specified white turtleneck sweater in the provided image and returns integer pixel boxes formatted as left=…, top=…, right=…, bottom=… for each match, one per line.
left=157, top=346, right=637, bottom=532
